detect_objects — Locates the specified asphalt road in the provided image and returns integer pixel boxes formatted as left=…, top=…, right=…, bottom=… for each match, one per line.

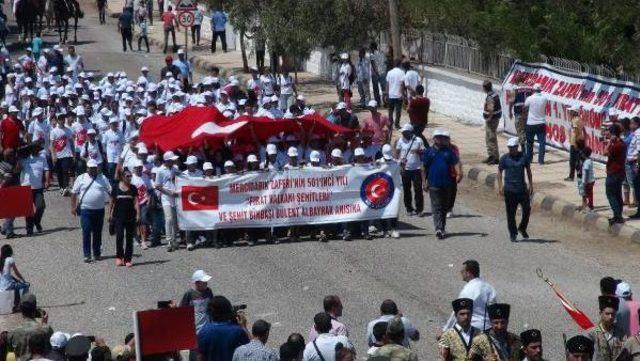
left=2, top=4, right=640, bottom=360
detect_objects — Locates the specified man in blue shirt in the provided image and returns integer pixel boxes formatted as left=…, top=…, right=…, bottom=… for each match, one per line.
left=198, top=296, right=250, bottom=361
left=210, top=9, right=227, bottom=53
left=173, top=49, right=192, bottom=88
left=421, top=128, right=460, bottom=239
left=497, top=137, right=533, bottom=242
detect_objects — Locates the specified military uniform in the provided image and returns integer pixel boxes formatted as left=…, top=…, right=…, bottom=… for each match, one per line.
left=566, top=335, right=595, bottom=360
left=588, top=323, right=626, bottom=361
left=467, top=329, right=521, bottom=361
left=483, top=86, right=502, bottom=162
left=440, top=325, right=481, bottom=360
left=618, top=335, right=640, bottom=360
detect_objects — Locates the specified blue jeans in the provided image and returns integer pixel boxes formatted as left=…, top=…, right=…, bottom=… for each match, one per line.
left=150, top=206, right=165, bottom=245
left=80, top=208, right=105, bottom=258
left=2, top=218, right=13, bottom=235
left=107, top=162, right=118, bottom=183
left=606, top=174, right=624, bottom=220
left=525, top=123, right=547, bottom=164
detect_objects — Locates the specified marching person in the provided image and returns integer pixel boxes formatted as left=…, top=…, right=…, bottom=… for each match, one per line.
left=519, top=329, right=546, bottom=361
left=588, top=295, right=626, bottom=361
left=422, top=128, right=460, bottom=239
left=497, top=137, right=533, bottom=242
left=565, top=335, right=594, bottom=361
left=155, top=151, right=179, bottom=252
left=438, top=298, right=479, bottom=361
left=443, top=260, right=497, bottom=332
left=467, top=303, right=521, bottom=361
left=395, top=123, right=425, bottom=217
left=108, top=169, right=140, bottom=268
left=71, top=159, right=112, bottom=263
left=482, top=80, right=501, bottom=165
left=19, top=142, right=50, bottom=236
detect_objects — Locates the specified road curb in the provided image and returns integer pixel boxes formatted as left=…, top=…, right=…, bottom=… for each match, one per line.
left=466, top=166, right=640, bottom=244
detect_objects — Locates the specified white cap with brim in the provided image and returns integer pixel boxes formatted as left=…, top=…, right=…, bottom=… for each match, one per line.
left=616, top=282, right=632, bottom=298
left=331, top=148, right=343, bottom=158
left=163, top=151, right=179, bottom=161
left=367, top=100, right=378, bottom=108
left=87, top=129, right=97, bottom=135
left=432, top=128, right=450, bottom=138
left=132, top=159, right=144, bottom=168
left=354, top=147, right=365, bottom=156
left=401, top=124, right=414, bottom=133
left=507, top=137, right=519, bottom=147
left=87, top=159, right=99, bottom=168
left=309, top=150, right=320, bottom=163
left=224, top=160, right=235, bottom=168
left=287, top=146, right=298, bottom=157
left=203, top=162, right=214, bottom=171
left=382, top=144, right=393, bottom=160
left=50, top=332, right=71, bottom=349
left=247, top=154, right=258, bottom=163
left=191, top=270, right=212, bottom=283
left=266, top=144, right=277, bottom=155
left=335, top=102, right=346, bottom=110
left=185, top=155, right=198, bottom=165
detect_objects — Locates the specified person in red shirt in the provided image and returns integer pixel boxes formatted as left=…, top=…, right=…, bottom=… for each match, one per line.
left=161, top=5, right=177, bottom=53
left=407, top=84, right=430, bottom=144
left=604, top=124, right=626, bottom=225
left=0, top=107, right=24, bottom=152
left=362, top=100, right=390, bottom=145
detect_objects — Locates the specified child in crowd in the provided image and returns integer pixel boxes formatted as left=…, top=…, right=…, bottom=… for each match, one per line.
left=577, top=147, right=595, bottom=211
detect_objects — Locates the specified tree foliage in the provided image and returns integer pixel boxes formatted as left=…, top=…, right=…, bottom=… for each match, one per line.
left=402, top=0, right=640, bottom=73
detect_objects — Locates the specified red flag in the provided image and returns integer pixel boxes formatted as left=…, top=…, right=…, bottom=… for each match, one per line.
left=134, top=307, right=196, bottom=357
left=551, top=285, right=595, bottom=330
left=181, top=186, right=219, bottom=211
left=0, top=186, right=34, bottom=218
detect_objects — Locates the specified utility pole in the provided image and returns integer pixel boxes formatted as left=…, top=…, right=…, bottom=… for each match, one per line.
left=388, top=0, right=401, bottom=63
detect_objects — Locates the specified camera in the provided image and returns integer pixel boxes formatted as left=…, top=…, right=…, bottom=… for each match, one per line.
left=232, top=304, right=247, bottom=313
left=157, top=300, right=172, bottom=309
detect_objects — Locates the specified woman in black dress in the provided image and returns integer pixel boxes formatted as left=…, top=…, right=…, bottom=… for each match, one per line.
left=109, top=169, right=140, bottom=267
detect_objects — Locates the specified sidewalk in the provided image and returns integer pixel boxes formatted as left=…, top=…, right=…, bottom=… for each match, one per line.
left=136, top=13, right=640, bottom=243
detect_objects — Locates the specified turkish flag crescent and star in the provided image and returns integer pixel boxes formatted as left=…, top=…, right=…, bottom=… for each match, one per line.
left=0, top=186, right=34, bottom=218
left=181, top=185, right=219, bottom=211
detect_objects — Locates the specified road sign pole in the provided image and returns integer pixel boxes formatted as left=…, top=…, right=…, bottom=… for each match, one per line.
left=185, top=25, right=188, bottom=58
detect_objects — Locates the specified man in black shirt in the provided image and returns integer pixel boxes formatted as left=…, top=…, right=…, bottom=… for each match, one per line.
left=160, top=55, right=181, bottom=80
left=118, top=9, right=134, bottom=52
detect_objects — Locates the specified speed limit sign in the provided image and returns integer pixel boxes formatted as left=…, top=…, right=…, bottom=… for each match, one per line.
left=177, top=11, right=195, bottom=27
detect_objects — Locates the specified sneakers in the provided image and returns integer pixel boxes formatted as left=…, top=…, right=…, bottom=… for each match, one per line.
left=518, top=228, right=530, bottom=239
left=247, top=239, right=256, bottom=247
left=35, top=224, right=43, bottom=233
left=342, top=232, right=352, bottom=241
left=368, top=225, right=378, bottom=233
left=417, top=211, right=427, bottom=217
left=167, top=245, right=174, bottom=252
left=510, top=234, right=518, bottom=242
left=6, top=233, right=17, bottom=239
left=141, top=242, right=149, bottom=250
left=186, top=243, right=195, bottom=251
left=435, top=230, right=445, bottom=240
left=84, top=257, right=92, bottom=263
left=564, top=177, right=574, bottom=182
left=94, top=255, right=102, bottom=261
left=446, top=212, right=453, bottom=219
left=115, top=258, right=123, bottom=266
left=390, top=229, right=400, bottom=238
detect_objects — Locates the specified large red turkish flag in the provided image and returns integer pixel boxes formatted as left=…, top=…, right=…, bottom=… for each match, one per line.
left=181, top=185, right=219, bottom=211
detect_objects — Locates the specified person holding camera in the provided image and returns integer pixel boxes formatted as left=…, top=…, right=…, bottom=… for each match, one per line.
left=604, top=124, right=627, bottom=225
left=197, top=296, right=250, bottom=361
left=7, top=293, right=53, bottom=361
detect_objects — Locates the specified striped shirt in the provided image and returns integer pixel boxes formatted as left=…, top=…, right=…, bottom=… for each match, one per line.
left=231, top=339, right=278, bottom=361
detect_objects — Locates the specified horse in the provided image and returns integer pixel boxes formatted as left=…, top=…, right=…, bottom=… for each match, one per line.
left=14, top=0, right=41, bottom=42
left=53, top=0, right=83, bottom=44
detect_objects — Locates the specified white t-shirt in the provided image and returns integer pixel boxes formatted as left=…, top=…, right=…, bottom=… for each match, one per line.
left=50, top=127, right=74, bottom=158
left=0, top=257, right=15, bottom=290
left=72, top=173, right=112, bottom=210
left=302, top=334, right=353, bottom=361
left=524, top=92, right=547, bottom=125
left=160, top=179, right=176, bottom=207
left=396, top=136, right=424, bottom=170
left=131, top=173, right=152, bottom=205
left=338, top=63, right=352, bottom=90
left=20, top=155, right=49, bottom=189
left=404, top=69, right=420, bottom=91
left=183, top=169, right=204, bottom=178
left=80, top=140, right=104, bottom=164
left=279, top=75, right=294, bottom=95
left=386, top=67, right=405, bottom=99
left=119, top=144, right=137, bottom=170
left=102, top=129, right=124, bottom=163
left=71, top=121, right=93, bottom=150
left=28, top=120, right=51, bottom=152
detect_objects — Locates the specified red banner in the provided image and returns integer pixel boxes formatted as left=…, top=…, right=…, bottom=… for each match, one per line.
left=134, top=307, right=197, bottom=357
left=0, top=186, right=34, bottom=218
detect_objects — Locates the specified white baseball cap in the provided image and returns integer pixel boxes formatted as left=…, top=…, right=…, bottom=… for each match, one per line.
left=533, top=83, right=542, bottom=91
left=382, top=144, right=393, bottom=160
left=331, top=148, right=343, bottom=158
left=616, top=282, right=632, bottom=298
left=185, top=155, right=198, bottom=165
left=177, top=49, right=185, bottom=55
left=335, top=102, right=346, bottom=110
left=287, top=146, right=298, bottom=157
left=87, top=128, right=97, bottom=135
left=354, top=147, right=365, bottom=156
left=247, top=154, right=258, bottom=163
left=309, top=150, right=320, bottom=162
left=50, top=332, right=71, bottom=349
left=141, top=66, right=149, bottom=72
left=296, top=94, right=305, bottom=101
left=87, top=159, right=99, bottom=168
left=340, top=52, right=349, bottom=60
left=132, top=159, right=144, bottom=168
left=137, top=144, right=148, bottom=154
left=224, top=160, right=235, bottom=168
left=203, top=162, right=214, bottom=171
left=32, top=107, right=43, bottom=116
left=568, top=104, right=581, bottom=112
left=163, top=151, right=179, bottom=161
left=367, top=100, right=378, bottom=108
left=401, top=123, right=414, bottom=133
left=191, top=270, right=212, bottom=283
left=506, top=137, right=519, bottom=147
left=266, top=143, right=277, bottom=155
left=432, top=128, right=450, bottom=138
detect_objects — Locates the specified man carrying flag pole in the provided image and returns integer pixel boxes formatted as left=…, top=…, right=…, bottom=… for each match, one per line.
left=537, top=268, right=595, bottom=330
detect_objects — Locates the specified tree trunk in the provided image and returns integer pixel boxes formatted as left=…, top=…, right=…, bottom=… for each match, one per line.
left=388, top=0, right=401, bottom=63
left=239, top=29, right=249, bottom=72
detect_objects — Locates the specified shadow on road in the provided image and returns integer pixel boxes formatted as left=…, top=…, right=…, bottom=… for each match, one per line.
left=516, top=238, right=559, bottom=244
left=131, top=259, right=170, bottom=267
left=445, top=232, right=489, bottom=238
left=41, top=300, right=86, bottom=309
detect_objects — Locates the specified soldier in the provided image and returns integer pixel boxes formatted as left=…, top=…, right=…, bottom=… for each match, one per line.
left=482, top=80, right=502, bottom=165
left=519, top=329, right=546, bottom=361
left=507, top=75, right=533, bottom=147
left=439, top=298, right=480, bottom=360
left=467, top=303, right=521, bottom=361
left=588, top=295, right=626, bottom=361
left=565, top=335, right=594, bottom=361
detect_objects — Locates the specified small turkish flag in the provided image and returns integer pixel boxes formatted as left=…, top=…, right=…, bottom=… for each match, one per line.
left=182, top=186, right=219, bottom=211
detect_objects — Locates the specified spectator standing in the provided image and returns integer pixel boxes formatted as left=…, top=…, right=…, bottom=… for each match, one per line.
left=443, top=260, right=497, bottom=332
left=407, top=84, right=430, bottom=147
left=0, top=148, right=18, bottom=238
left=31, top=33, right=43, bottom=61
left=395, top=124, right=425, bottom=217
left=366, top=300, right=419, bottom=347
left=385, top=60, right=404, bottom=129
left=481, top=80, right=501, bottom=165
left=160, top=55, right=181, bottom=80
left=371, top=319, right=418, bottom=361
left=524, top=83, right=548, bottom=165
left=604, top=124, right=626, bottom=225
left=137, top=14, right=150, bottom=52
left=369, top=42, right=386, bottom=107
left=507, top=75, right=533, bottom=147
left=566, top=105, right=585, bottom=181
left=630, top=118, right=640, bottom=218
left=337, top=53, right=354, bottom=110
left=181, top=270, right=214, bottom=336
left=232, top=320, right=278, bottom=361
left=497, top=137, right=533, bottom=242
left=422, top=129, right=460, bottom=239
left=402, top=61, right=420, bottom=103
left=71, top=159, right=112, bottom=263
left=278, top=69, right=295, bottom=112
left=118, top=9, right=134, bottom=53
left=174, top=49, right=193, bottom=88
left=64, top=45, right=84, bottom=81
left=191, top=7, right=203, bottom=46
left=210, top=9, right=227, bottom=53
left=0, top=244, right=29, bottom=307
left=161, top=6, right=177, bottom=54
left=19, top=143, right=50, bottom=235
left=362, top=100, right=390, bottom=146
left=254, top=30, right=265, bottom=71
left=197, top=296, right=250, bottom=361
left=620, top=118, right=634, bottom=207
left=108, top=169, right=139, bottom=267
left=97, top=0, right=107, bottom=24
left=145, top=0, right=153, bottom=25
left=303, top=313, right=353, bottom=361
left=578, top=147, right=595, bottom=211
left=356, top=48, right=370, bottom=108
left=308, top=295, right=349, bottom=342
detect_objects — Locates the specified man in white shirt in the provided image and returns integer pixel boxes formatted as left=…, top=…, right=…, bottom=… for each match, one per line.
left=385, top=59, right=405, bottom=129
left=443, top=260, right=497, bottom=331
left=369, top=42, right=386, bottom=107
left=366, top=299, right=419, bottom=347
left=71, top=159, right=112, bottom=263
left=337, top=53, right=353, bottom=110
left=524, top=83, right=548, bottom=165
left=155, top=151, right=179, bottom=252
left=50, top=113, right=75, bottom=195
left=308, top=296, right=349, bottom=342
left=356, top=48, right=371, bottom=108
left=303, top=313, right=353, bottom=361
left=403, top=61, right=420, bottom=102
left=20, top=143, right=50, bottom=236
left=102, top=118, right=124, bottom=183
left=395, top=124, right=425, bottom=216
